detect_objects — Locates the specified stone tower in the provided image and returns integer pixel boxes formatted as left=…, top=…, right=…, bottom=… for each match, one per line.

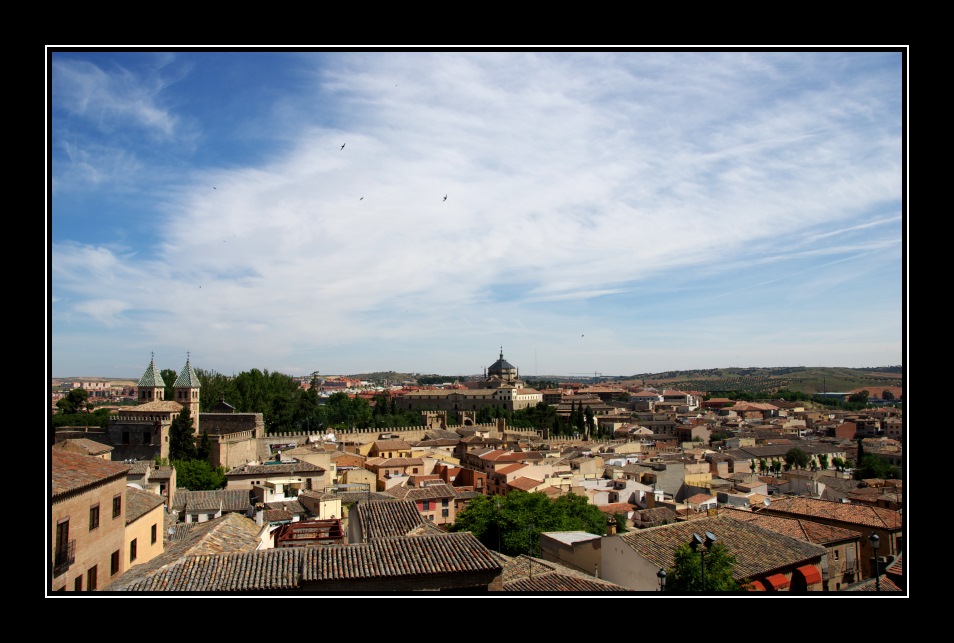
left=173, top=352, right=201, bottom=433
left=137, top=353, right=165, bottom=403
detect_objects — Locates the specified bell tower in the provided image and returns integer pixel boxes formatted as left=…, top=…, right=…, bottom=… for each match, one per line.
left=173, top=352, right=201, bottom=433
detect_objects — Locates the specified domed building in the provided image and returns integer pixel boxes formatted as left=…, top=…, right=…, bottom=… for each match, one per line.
left=484, top=347, right=523, bottom=388
left=397, top=348, right=541, bottom=414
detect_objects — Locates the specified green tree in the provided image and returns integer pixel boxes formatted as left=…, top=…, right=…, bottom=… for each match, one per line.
left=784, top=447, right=811, bottom=471
left=853, top=454, right=899, bottom=480
left=584, top=406, right=596, bottom=438
left=196, top=429, right=213, bottom=462
left=169, top=407, right=197, bottom=461
left=758, top=459, right=768, bottom=475
left=664, top=541, right=744, bottom=592
left=831, top=456, right=845, bottom=472
left=173, top=459, right=226, bottom=490
left=161, top=368, right=177, bottom=402
left=770, top=460, right=781, bottom=477
left=818, top=454, right=829, bottom=470
left=56, top=388, right=90, bottom=414
left=882, top=390, right=895, bottom=401
left=451, top=491, right=606, bottom=556
left=614, top=513, right=629, bottom=534
left=848, top=390, right=870, bottom=405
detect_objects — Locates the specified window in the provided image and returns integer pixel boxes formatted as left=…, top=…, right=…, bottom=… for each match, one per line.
left=834, top=550, right=840, bottom=560
left=151, top=524, right=157, bottom=544
left=111, top=551, right=120, bottom=575
left=207, top=513, right=214, bottom=521
left=442, top=499, right=449, bottom=508
left=122, top=431, right=130, bottom=445
left=130, top=539, right=137, bottom=563
left=89, top=504, right=100, bottom=531
left=74, top=577, right=82, bottom=592
left=143, top=431, right=152, bottom=445
left=441, top=509, right=449, bottom=518
left=422, top=501, right=431, bottom=510
left=87, top=565, right=97, bottom=591
left=113, top=494, right=122, bottom=518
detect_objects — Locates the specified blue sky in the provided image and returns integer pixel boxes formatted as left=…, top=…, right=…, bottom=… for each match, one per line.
left=48, top=48, right=906, bottom=379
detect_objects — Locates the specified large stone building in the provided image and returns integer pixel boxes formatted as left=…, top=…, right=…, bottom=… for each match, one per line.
left=396, top=349, right=543, bottom=415
left=101, top=354, right=264, bottom=468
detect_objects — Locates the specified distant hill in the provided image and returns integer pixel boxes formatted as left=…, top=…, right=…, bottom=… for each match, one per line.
left=608, top=366, right=903, bottom=396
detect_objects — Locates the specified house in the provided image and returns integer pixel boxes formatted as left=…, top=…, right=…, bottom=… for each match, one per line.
left=51, top=449, right=131, bottom=591
left=757, top=495, right=903, bottom=579
left=103, top=530, right=503, bottom=592
left=602, top=514, right=827, bottom=592
left=123, top=487, right=167, bottom=571
left=721, top=507, right=865, bottom=591
left=171, top=489, right=254, bottom=524
left=125, top=462, right=177, bottom=510
left=53, top=438, right=113, bottom=460
left=224, top=461, right=329, bottom=502
left=386, top=481, right=461, bottom=526
left=501, top=553, right=629, bottom=592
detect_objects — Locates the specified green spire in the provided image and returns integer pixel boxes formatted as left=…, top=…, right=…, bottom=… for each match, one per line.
left=137, top=352, right=166, bottom=388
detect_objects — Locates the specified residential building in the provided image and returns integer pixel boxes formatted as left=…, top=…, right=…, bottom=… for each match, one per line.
left=51, top=449, right=131, bottom=592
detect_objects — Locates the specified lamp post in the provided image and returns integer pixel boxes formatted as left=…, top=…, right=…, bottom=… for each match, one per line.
left=869, top=532, right=881, bottom=592
left=657, top=567, right=667, bottom=592
left=690, top=531, right=717, bottom=591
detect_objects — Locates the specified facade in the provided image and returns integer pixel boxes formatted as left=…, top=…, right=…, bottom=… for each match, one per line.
left=123, top=487, right=166, bottom=570
left=51, top=449, right=131, bottom=592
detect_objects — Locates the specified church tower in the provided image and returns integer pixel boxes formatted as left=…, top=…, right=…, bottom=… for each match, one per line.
left=173, top=352, right=201, bottom=433
left=137, top=353, right=165, bottom=403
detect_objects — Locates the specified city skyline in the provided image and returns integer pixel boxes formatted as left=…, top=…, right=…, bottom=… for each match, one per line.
left=49, top=48, right=906, bottom=378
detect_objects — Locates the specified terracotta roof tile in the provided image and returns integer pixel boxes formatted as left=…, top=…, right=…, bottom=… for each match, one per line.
left=51, top=448, right=130, bottom=497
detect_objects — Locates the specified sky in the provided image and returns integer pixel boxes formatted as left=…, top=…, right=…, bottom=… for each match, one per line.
left=48, top=48, right=906, bottom=380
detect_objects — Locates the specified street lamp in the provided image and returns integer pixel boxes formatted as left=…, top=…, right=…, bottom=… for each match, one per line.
left=657, top=567, right=667, bottom=592
left=690, top=531, right=717, bottom=591
left=869, top=532, right=881, bottom=592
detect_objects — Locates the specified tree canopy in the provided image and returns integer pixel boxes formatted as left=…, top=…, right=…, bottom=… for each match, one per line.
left=450, top=490, right=607, bottom=556
left=664, top=541, right=744, bottom=592
left=784, top=447, right=811, bottom=471
left=173, top=459, right=227, bottom=491
left=169, top=406, right=197, bottom=461
left=56, top=388, right=90, bottom=415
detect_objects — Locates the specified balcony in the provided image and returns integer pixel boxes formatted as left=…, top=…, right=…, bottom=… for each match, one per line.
left=52, top=539, right=76, bottom=577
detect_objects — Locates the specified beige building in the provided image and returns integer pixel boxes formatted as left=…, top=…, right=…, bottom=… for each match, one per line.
left=52, top=449, right=131, bottom=592
left=123, top=487, right=166, bottom=571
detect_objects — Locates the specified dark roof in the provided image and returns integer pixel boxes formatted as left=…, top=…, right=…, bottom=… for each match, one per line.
left=125, top=487, right=167, bottom=524
left=617, top=514, right=827, bottom=581
left=105, top=531, right=500, bottom=592
left=51, top=449, right=130, bottom=498
left=173, top=489, right=253, bottom=513
left=355, top=499, right=426, bottom=540
left=173, top=356, right=201, bottom=388
left=387, top=483, right=459, bottom=502
left=226, top=462, right=325, bottom=476
left=137, top=356, right=165, bottom=388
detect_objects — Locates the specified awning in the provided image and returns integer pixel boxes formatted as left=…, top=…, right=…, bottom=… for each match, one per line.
left=764, top=573, right=791, bottom=590
left=795, top=564, right=822, bottom=585
left=747, top=580, right=766, bottom=591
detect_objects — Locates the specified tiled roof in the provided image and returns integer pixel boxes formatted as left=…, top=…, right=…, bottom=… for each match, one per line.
left=387, top=483, right=458, bottom=501
left=496, top=463, right=528, bottom=475
left=106, top=531, right=500, bottom=592
left=149, top=466, right=174, bottom=481
left=225, top=462, right=325, bottom=476
left=616, top=514, right=827, bottom=581
left=886, top=552, right=903, bottom=576
left=173, top=489, right=253, bottom=513
left=843, top=575, right=903, bottom=592
left=137, top=356, right=165, bottom=388
left=130, top=400, right=182, bottom=412
left=722, top=508, right=861, bottom=544
left=364, top=457, right=424, bottom=467
left=372, top=438, right=412, bottom=450
left=500, top=554, right=629, bottom=592
left=51, top=449, right=130, bottom=498
left=356, top=499, right=426, bottom=540
left=53, top=438, right=113, bottom=455
left=173, top=356, right=201, bottom=388
left=103, top=512, right=265, bottom=590
left=764, top=496, right=903, bottom=529
left=125, top=487, right=167, bottom=523
left=507, top=477, right=544, bottom=492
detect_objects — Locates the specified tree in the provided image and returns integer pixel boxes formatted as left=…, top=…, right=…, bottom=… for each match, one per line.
left=161, top=368, right=177, bottom=402
left=664, top=541, right=744, bottom=592
left=169, top=406, right=197, bottom=461
left=848, top=390, right=870, bottom=405
left=832, top=456, right=845, bottom=472
left=451, top=491, right=607, bottom=556
left=56, top=388, right=90, bottom=414
left=882, top=390, right=895, bottom=401
left=770, top=460, right=782, bottom=477
left=173, top=459, right=226, bottom=491
left=818, top=454, right=829, bottom=470
left=853, top=454, right=899, bottom=480
left=784, top=447, right=811, bottom=471
left=196, top=430, right=213, bottom=462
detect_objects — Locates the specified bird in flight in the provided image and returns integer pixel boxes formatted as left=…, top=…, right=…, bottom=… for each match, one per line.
left=443, top=194, right=447, bottom=202
left=213, top=186, right=216, bottom=190
left=340, top=143, right=346, bottom=151
left=359, top=197, right=364, bottom=200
